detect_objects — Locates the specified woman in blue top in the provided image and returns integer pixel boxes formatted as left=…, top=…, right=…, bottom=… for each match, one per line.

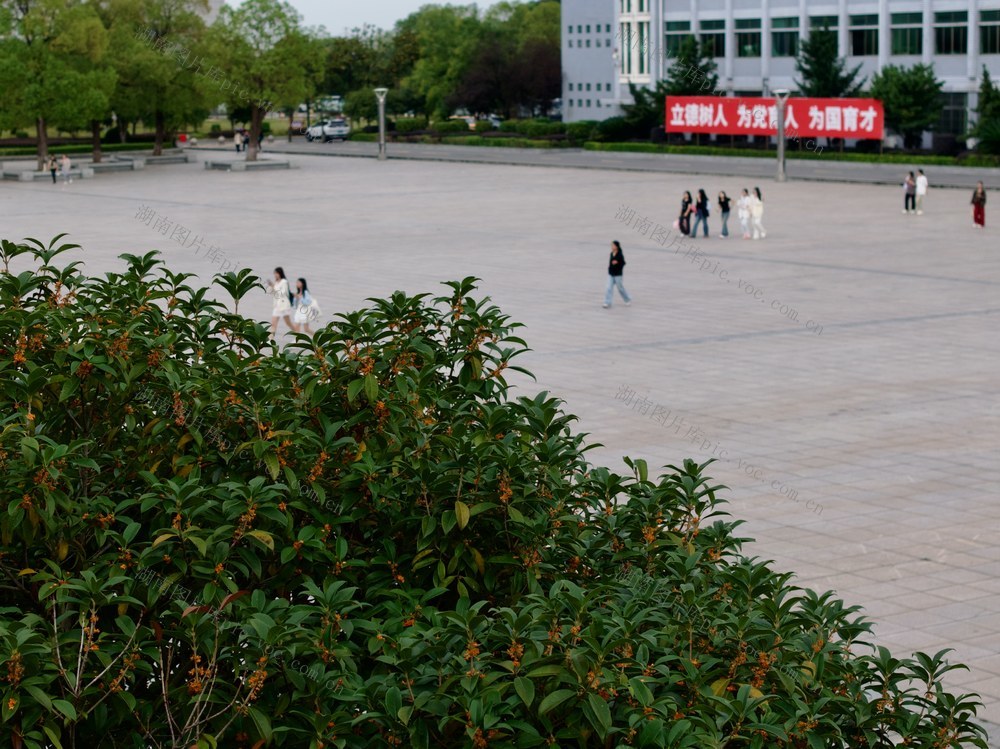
left=293, top=277, right=318, bottom=335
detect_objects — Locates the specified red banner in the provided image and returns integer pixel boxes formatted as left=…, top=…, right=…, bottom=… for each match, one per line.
left=666, top=96, right=884, bottom=139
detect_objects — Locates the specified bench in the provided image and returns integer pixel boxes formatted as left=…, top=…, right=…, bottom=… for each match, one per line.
left=2, top=167, right=95, bottom=182
left=204, top=159, right=291, bottom=172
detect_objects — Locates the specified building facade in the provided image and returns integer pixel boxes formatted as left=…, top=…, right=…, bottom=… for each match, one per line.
left=562, top=0, right=1000, bottom=141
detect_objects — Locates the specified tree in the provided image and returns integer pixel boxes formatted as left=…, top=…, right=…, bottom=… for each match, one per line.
left=0, top=238, right=991, bottom=748
left=208, top=0, right=323, bottom=161
left=664, top=35, right=718, bottom=95
left=396, top=5, right=480, bottom=119
left=96, top=0, right=214, bottom=156
left=869, top=64, right=943, bottom=149
left=620, top=80, right=671, bottom=138
left=795, top=24, right=864, bottom=97
left=0, top=0, right=113, bottom=168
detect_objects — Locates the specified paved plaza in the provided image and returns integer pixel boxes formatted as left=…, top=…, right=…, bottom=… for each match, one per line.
left=2, top=149, right=999, bottom=736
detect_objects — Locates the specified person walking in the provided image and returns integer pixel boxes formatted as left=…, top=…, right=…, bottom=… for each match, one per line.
left=234, top=129, right=243, bottom=154
left=971, top=181, right=987, bottom=228
left=717, top=191, right=731, bottom=238
left=678, top=191, right=693, bottom=236
left=737, top=188, right=751, bottom=239
left=915, top=169, right=928, bottom=215
left=690, top=189, right=710, bottom=239
left=292, top=277, right=320, bottom=335
left=750, top=187, right=766, bottom=239
left=903, top=172, right=916, bottom=214
left=264, top=267, right=296, bottom=337
left=47, top=155, right=58, bottom=184
left=602, top=240, right=632, bottom=309
left=60, top=154, right=72, bottom=185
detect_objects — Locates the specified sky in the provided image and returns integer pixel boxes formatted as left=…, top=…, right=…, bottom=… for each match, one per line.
left=228, top=0, right=489, bottom=35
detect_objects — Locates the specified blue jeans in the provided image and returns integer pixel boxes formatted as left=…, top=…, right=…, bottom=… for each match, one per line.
left=604, top=275, right=631, bottom=306
left=720, top=210, right=730, bottom=237
left=691, top=212, right=708, bottom=237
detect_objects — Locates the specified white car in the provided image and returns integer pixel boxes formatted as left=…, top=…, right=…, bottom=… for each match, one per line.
left=305, top=119, right=351, bottom=142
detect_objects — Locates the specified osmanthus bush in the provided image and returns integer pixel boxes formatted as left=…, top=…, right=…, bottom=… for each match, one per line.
left=0, top=237, right=988, bottom=749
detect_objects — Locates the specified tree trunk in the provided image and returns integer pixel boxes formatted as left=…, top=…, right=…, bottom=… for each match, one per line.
left=91, top=120, right=103, bottom=164
left=153, top=110, right=165, bottom=156
left=36, top=116, right=48, bottom=171
left=247, top=106, right=264, bottom=162
left=119, top=123, right=127, bottom=144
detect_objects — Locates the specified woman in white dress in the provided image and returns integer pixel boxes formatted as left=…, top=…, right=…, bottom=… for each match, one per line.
left=750, top=186, right=766, bottom=240
left=265, top=267, right=295, bottom=337
left=292, top=277, right=320, bottom=336
left=737, top=188, right=751, bottom=239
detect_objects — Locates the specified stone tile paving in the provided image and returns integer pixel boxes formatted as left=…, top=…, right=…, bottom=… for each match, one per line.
left=2, top=152, right=998, bottom=742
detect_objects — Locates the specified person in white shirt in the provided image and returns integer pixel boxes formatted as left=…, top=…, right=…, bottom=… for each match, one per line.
left=737, top=188, right=752, bottom=239
left=750, top=187, right=766, bottom=240
left=915, top=169, right=928, bottom=215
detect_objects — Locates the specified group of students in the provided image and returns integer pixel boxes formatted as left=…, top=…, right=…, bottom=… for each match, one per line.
left=902, top=170, right=988, bottom=228
left=678, top=188, right=767, bottom=240
left=265, top=267, right=321, bottom=337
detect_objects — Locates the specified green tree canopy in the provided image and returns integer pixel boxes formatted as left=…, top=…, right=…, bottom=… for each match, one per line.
left=0, top=237, right=989, bottom=748
left=795, top=24, right=864, bottom=97
left=396, top=4, right=481, bottom=119
left=972, top=65, right=1000, bottom=145
left=207, top=0, right=323, bottom=161
left=96, top=0, right=212, bottom=156
left=0, top=0, right=112, bottom=168
left=665, top=35, right=718, bottom=96
left=869, top=63, right=943, bottom=149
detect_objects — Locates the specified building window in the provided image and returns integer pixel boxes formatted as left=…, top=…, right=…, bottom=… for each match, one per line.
left=891, top=12, right=922, bottom=55
left=665, top=20, right=691, bottom=57
left=700, top=19, right=725, bottom=57
left=569, top=83, right=574, bottom=92
left=771, top=17, right=799, bottom=57
left=736, top=18, right=761, bottom=57
left=849, top=14, right=878, bottom=56
left=578, top=99, right=583, bottom=107
left=934, top=11, right=967, bottom=55
left=639, top=0, right=646, bottom=11
left=607, top=82, right=611, bottom=91
left=586, top=39, right=591, bottom=47
left=809, top=16, right=838, bottom=30
left=586, top=99, right=592, bottom=107
left=586, top=25, right=590, bottom=33
left=937, top=92, right=967, bottom=135
left=568, top=40, right=573, bottom=48
left=597, top=101, right=602, bottom=108
left=567, top=25, right=572, bottom=34
left=606, top=38, right=611, bottom=46
left=586, top=83, right=591, bottom=91
left=638, top=21, right=648, bottom=73
left=983, top=10, right=1000, bottom=54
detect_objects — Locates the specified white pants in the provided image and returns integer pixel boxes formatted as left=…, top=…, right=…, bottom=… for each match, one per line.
left=752, top=215, right=765, bottom=239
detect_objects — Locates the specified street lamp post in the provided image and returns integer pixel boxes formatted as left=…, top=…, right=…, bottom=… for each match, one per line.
left=774, top=88, right=790, bottom=182
left=374, top=87, right=389, bottom=161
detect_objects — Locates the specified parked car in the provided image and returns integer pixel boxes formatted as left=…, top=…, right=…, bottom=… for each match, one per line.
left=477, top=115, right=503, bottom=129
left=305, top=118, right=351, bottom=142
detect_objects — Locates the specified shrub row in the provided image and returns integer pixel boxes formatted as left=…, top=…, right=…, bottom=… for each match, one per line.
left=0, top=143, right=160, bottom=157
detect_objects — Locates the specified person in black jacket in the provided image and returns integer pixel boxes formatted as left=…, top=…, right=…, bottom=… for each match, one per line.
left=603, top=240, right=632, bottom=308
left=679, top=191, right=693, bottom=235
left=690, top=188, right=710, bottom=238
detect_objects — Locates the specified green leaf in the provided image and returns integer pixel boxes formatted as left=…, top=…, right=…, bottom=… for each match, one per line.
left=514, top=676, right=535, bottom=707
left=455, top=500, right=470, bottom=530
left=538, top=689, right=576, bottom=716
left=248, top=707, right=272, bottom=740
left=263, top=452, right=280, bottom=480
left=247, top=530, right=274, bottom=550
left=364, top=373, right=378, bottom=402
left=385, top=686, right=403, bottom=717
left=52, top=699, right=77, bottom=720
left=347, top=378, right=365, bottom=403
left=586, top=693, right=612, bottom=739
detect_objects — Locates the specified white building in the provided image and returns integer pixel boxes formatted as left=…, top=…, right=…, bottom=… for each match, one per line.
left=562, top=0, right=1000, bottom=143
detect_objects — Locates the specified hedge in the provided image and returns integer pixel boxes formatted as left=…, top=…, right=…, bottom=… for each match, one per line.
left=0, top=239, right=989, bottom=749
